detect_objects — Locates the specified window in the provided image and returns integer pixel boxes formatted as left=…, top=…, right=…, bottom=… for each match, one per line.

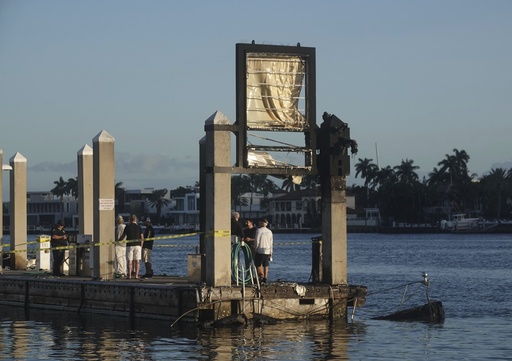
left=175, top=199, right=184, bottom=211
left=187, top=196, right=195, bottom=211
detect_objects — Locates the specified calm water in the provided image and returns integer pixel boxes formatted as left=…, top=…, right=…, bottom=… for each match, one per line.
left=1, top=232, right=511, bottom=360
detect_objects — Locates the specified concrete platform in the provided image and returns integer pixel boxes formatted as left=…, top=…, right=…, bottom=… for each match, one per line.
left=0, top=270, right=367, bottom=324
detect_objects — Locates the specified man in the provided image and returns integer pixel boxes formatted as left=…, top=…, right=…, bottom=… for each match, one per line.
left=243, top=219, right=257, bottom=270
left=119, top=214, right=144, bottom=279
left=142, top=217, right=155, bottom=278
left=50, top=220, right=67, bottom=276
left=254, top=218, right=273, bottom=285
left=231, top=211, right=244, bottom=243
left=114, top=215, right=126, bottom=278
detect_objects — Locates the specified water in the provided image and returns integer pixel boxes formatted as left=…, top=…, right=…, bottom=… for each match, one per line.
left=1, top=233, right=511, bottom=360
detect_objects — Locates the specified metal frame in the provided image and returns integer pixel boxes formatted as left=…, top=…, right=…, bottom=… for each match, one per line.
left=235, top=43, right=317, bottom=176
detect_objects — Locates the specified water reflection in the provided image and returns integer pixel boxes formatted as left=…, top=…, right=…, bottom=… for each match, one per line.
left=193, top=319, right=365, bottom=360
left=1, top=305, right=369, bottom=360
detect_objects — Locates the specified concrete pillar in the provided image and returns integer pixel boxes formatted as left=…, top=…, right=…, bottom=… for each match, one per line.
left=199, top=136, right=207, bottom=282
left=321, top=176, right=347, bottom=285
left=92, top=130, right=115, bottom=280
left=203, top=111, right=232, bottom=286
left=9, top=152, right=27, bottom=270
left=78, top=144, right=94, bottom=235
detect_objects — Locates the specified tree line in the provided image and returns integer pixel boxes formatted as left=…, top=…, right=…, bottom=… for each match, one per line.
left=49, top=147, right=511, bottom=227
left=353, top=148, right=512, bottom=225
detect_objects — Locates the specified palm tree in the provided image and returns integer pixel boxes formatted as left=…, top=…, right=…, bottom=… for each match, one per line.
left=481, top=168, right=510, bottom=219
left=355, top=158, right=378, bottom=207
left=67, top=177, right=78, bottom=199
left=147, top=188, right=171, bottom=223
left=243, top=174, right=269, bottom=213
left=301, top=174, right=320, bottom=190
left=372, top=166, right=395, bottom=189
left=394, top=159, right=420, bottom=184
left=281, top=176, right=301, bottom=192
left=231, top=175, right=250, bottom=211
left=437, top=148, right=470, bottom=184
left=51, top=176, right=68, bottom=222
left=435, top=149, right=473, bottom=214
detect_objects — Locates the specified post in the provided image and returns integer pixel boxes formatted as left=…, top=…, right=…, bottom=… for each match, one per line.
left=78, top=144, right=94, bottom=236
left=199, top=136, right=207, bottom=283
left=203, top=111, right=232, bottom=286
left=92, top=130, right=116, bottom=280
left=9, top=152, right=28, bottom=270
left=320, top=176, right=347, bottom=285
left=78, top=144, right=94, bottom=276
left=317, top=113, right=354, bottom=286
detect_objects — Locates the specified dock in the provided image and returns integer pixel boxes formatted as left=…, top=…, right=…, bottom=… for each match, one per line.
left=0, top=270, right=367, bottom=324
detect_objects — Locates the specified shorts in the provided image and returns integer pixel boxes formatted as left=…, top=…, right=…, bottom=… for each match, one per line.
left=126, top=245, right=142, bottom=261
left=254, top=253, right=271, bottom=267
left=142, top=248, right=152, bottom=263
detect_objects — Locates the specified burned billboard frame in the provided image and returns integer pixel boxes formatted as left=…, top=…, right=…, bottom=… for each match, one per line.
left=235, top=43, right=317, bottom=176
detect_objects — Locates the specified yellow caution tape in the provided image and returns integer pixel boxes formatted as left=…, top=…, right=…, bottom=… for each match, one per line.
left=1, top=231, right=308, bottom=254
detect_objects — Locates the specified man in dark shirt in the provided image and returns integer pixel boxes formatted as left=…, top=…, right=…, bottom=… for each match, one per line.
left=243, top=219, right=257, bottom=272
left=50, top=220, right=67, bottom=276
left=244, top=219, right=256, bottom=256
left=142, top=217, right=155, bottom=278
left=120, top=214, right=144, bottom=279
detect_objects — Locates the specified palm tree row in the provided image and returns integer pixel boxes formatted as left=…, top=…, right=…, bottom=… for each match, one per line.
left=50, top=147, right=511, bottom=227
left=353, top=148, right=512, bottom=225
left=50, top=176, right=78, bottom=222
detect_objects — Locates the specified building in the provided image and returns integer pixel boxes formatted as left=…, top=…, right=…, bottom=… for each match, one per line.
left=267, top=189, right=357, bottom=231
left=167, top=190, right=199, bottom=231
left=3, top=187, right=369, bottom=234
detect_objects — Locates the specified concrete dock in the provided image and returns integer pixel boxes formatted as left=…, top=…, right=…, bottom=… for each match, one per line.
left=0, top=270, right=367, bottom=324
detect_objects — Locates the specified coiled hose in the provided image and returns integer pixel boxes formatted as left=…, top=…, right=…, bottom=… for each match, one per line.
left=231, top=241, right=254, bottom=284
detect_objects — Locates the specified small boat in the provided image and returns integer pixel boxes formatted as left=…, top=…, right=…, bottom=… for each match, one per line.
left=440, top=214, right=480, bottom=231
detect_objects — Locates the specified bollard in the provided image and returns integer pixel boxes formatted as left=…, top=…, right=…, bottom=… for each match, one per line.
left=36, top=235, right=51, bottom=271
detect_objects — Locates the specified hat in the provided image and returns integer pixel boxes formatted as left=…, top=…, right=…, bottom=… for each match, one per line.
left=145, top=217, right=151, bottom=223
left=261, top=218, right=268, bottom=225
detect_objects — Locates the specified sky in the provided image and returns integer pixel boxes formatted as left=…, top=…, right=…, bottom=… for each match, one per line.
left=1, top=0, right=511, bottom=200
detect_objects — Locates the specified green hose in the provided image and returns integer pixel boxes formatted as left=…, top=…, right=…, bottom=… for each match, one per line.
left=231, top=241, right=254, bottom=284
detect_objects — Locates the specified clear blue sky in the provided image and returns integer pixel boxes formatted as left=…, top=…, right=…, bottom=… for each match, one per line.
left=1, top=0, right=511, bottom=199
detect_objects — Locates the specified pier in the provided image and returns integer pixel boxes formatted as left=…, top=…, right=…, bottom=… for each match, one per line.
left=1, top=43, right=367, bottom=324
left=0, top=270, right=367, bottom=323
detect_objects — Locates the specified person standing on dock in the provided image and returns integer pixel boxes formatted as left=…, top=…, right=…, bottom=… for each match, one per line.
left=114, top=215, right=126, bottom=278
left=254, top=218, right=273, bottom=285
left=244, top=219, right=257, bottom=253
left=119, top=214, right=144, bottom=279
left=50, top=220, right=68, bottom=277
left=231, top=211, right=244, bottom=243
left=243, top=219, right=257, bottom=269
left=142, top=217, right=154, bottom=278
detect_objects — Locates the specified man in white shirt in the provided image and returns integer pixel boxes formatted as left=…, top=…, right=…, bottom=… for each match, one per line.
left=254, top=218, right=273, bottom=284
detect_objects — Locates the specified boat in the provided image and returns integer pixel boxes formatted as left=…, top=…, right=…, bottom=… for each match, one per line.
left=440, top=214, right=481, bottom=231
left=440, top=214, right=512, bottom=233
